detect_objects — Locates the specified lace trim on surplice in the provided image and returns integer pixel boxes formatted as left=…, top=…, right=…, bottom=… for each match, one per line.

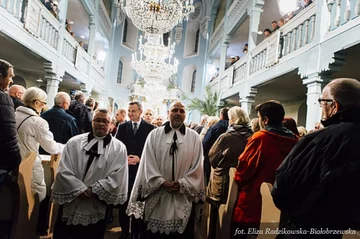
left=146, top=199, right=192, bottom=234
left=92, top=182, right=127, bottom=205
left=126, top=178, right=164, bottom=219
left=62, top=200, right=106, bottom=226
left=179, top=181, right=206, bottom=203
left=51, top=186, right=88, bottom=204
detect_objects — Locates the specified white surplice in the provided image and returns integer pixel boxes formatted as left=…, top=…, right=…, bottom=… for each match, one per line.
left=52, top=133, right=128, bottom=226
left=127, top=126, right=205, bottom=234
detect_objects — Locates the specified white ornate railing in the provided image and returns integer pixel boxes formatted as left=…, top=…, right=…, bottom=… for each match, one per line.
left=75, top=46, right=91, bottom=74
left=233, top=54, right=248, bottom=83
left=0, top=0, right=107, bottom=91
left=90, top=64, right=106, bottom=88
left=209, top=76, right=219, bottom=93
left=0, top=0, right=22, bottom=19
left=219, top=66, right=233, bottom=90
left=281, top=3, right=316, bottom=57
left=266, top=30, right=281, bottom=67
left=249, top=38, right=268, bottom=75
left=24, top=0, right=60, bottom=51
left=209, top=18, right=225, bottom=52
left=62, top=31, right=77, bottom=63
left=327, top=0, right=360, bottom=31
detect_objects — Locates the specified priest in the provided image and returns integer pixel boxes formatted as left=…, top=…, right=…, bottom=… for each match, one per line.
left=127, top=101, right=205, bottom=238
left=52, top=108, right=128, bottom=238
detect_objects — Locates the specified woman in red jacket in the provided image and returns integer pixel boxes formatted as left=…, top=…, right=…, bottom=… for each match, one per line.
left=232, top=101, right=298, bottom=238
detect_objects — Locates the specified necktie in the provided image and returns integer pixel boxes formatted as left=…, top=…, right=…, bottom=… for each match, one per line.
left=133, top=122, right=138, bottom=135
left=170, top=132, right=177, bottom=181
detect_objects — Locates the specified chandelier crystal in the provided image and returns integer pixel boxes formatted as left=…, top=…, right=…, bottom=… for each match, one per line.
left=119, top=0, right=194, bottom=34
left=131, top=34, right=179, bottom=82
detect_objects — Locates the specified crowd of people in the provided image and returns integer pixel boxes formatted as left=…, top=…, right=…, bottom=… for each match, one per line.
left=1, top=57, right=360, bottom=239
left=263, top=0, right=314, bottom=39
left=40, top=0, right=59, bottom=19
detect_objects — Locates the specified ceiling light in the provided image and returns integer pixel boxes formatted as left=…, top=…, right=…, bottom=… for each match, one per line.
left=36, top=79, right=43, bottom=82
left=119, top=0, right=194, bottom=34
left=80, top=35, right=85, bottom=39
left=68, top=21, right=74, bottom=24
left=257, top=31, right=263, bottom=34
left=277, top=0, right=298, bottom=16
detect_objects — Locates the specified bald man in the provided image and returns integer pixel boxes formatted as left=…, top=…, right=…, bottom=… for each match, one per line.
left=127, top=101, right=205, bottom=238
left=273, top=78, right=360, bottom=235
left=8, top=84, right=25, bottom=109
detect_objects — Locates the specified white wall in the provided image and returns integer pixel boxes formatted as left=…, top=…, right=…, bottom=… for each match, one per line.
left=184, top=21, right=200, bottom=57
left=182, top=64, right=197, bottom=93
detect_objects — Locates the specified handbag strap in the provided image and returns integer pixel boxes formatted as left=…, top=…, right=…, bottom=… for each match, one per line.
left=17, top=115, right=34, bottom=131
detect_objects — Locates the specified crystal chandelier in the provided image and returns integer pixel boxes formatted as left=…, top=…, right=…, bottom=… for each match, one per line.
left=142, top=82, right=168, bottom=105
left=119, top=0, right=194, bottom=34
left=131, top=34, right=178, bottom=82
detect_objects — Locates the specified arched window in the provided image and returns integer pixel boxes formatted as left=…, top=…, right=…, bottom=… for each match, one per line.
left=163, top=32, right=170, bottom=46
left=123, top=19, right=128, bottom=43
left=191, top=70, right=197, bottom=93
left=194, top=29, right=200, bottom=53
left=117, top=61, right=123, bottom=84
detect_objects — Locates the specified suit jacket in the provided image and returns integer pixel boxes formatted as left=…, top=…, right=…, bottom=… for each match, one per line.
left=69, top=100, right=92, bottom=133
left=116, top=119, right=155, bottom=189
left=41, top=106, right=79, bottom=144
left=10, top=96, right=24, bottom=110
left=0, top=89, right=21, bottom=170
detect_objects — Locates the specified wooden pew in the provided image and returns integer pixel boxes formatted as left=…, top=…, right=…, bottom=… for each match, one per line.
left=257, top=182, right=280, bottom=239
left=10, top=151, right=38, bottom=239
left=215, top=168, right=238, bottom=239
left=40, top=154, right=61, bottom=239
left=0, top=168, right=19, bottom=238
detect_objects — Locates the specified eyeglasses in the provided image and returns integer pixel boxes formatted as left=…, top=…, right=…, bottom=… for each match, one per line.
left=318, top=98, right=335, bottom=107
left=36, top=100, right=47, bottom=105
left=93, top=118, right=110, bottom=124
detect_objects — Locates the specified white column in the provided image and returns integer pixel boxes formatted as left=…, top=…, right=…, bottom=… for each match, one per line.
left=303, top=74, right=330, bottom=130
left=240, top=99, right=254, bottom=116
left=240, top=87, right=258, bottom=115
left=88, top=16, right=96, bottom=58
left=219, top=36, right=230, bottom=74
left=44, top=62, right=62, bottom=108
left=58, top=0, right=69, bottom=24
left=247, top=9, right=262, bottom=52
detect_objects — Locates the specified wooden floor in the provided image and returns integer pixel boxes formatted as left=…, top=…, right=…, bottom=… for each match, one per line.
left=103, top=207, right=207, bottom=239
left=104, top=208, right=122, bottom=239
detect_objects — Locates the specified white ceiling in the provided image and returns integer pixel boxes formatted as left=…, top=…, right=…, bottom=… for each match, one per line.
left=67, top=0, right=90, bottom=45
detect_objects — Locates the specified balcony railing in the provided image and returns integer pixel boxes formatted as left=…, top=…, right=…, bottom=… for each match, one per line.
left=210, top=2, right=323, bottom=93
left=281, top=3, right=316, bottom=57
left=327, top=0, right=360, bottom=32
left=0, top=0, right=107, bottom=89
left=210, top=0, right=360, bottom=95
left=63, top=31, right=77, bottom=64
left=209, top=17, right=225, bottom=53
left=233, top=54, right=248, bottom=83
left=0, top=0, right=22, bottom=19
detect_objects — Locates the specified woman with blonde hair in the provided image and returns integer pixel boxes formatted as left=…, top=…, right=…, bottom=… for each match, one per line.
left=16, top=87, right=64, bottom=202
left=207, top=106, right=253, bottom=204
left=199, top=116, right=220, bottom=141
left=297, top=126, right=307, bottom=137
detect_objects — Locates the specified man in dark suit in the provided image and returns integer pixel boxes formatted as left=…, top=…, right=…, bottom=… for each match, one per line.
left=68, top=91, right=92, bottom=133
left=116, top=101, right=155, bottom=239
left=41, top=92, right=79, bottom=145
